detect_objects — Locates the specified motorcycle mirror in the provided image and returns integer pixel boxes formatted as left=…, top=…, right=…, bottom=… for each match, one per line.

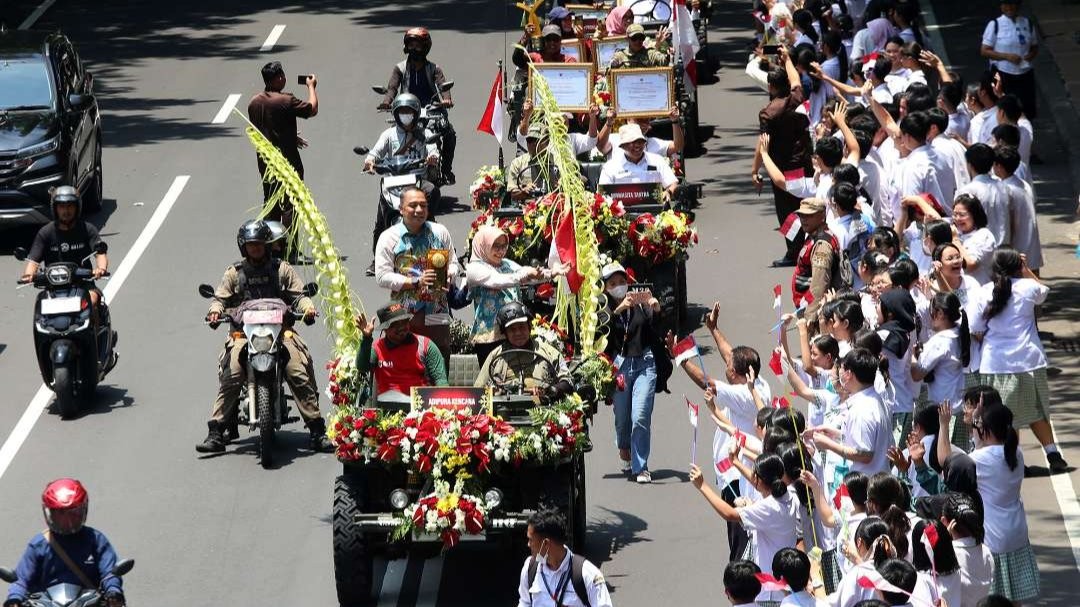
left=439, top=81, right=454, bottom=92
left=371, top=86, right=389, bottom=95
left=0, top=567, right=16, bottom=583
left=303, top=282, right=319, bottom=297
left=110, top=559, right=135, bottom=578
left=197, top=284, right=215, bottom=299
left=12, top=247, right=28, bottom=261
left=353, top=146, right=370, bottom=156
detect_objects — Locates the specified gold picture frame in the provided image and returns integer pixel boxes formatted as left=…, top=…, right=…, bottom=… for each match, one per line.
left=609, top=66, right=674, bottom=119
left=594, top=35, right=628, bottom=72
left=560, top=38, right=586, bottom=62
left=528, top=63, right=596, bottom=113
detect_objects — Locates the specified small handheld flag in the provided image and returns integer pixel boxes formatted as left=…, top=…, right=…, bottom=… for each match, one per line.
left=753, top=573, right=788, bottom=593
left=672, top=335, right=700, bottom=366
left=772, top=284, right=782, bottom=310
left=768, top=349, right=784, bottom=376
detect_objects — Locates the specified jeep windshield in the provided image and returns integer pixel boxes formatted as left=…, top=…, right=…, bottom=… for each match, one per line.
left=0, top=55, right=54, bottom=111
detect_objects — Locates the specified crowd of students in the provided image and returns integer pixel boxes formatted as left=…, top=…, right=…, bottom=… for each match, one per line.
left=680, top=0, right=1064, bottom=605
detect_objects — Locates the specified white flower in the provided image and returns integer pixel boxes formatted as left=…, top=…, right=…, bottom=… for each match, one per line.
left=425, top=521, right=438, bottom=533
left=426, top=510, right=438, bottom=524
left=557, top=413, right=571, bottom=426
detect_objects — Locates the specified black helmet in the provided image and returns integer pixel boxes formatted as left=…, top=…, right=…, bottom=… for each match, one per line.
left=236, top=219, right=272, bottom=257
left=496, top=301, right=530, bottom=333
left=391, top=93, right=422, bottom=128
left=50, top=185, right=81, bottom=221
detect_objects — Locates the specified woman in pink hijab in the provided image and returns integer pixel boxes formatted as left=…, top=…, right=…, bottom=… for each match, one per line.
left=605, top=5, right=633, bottom=36
left=466, top=225, right=548, bottom=364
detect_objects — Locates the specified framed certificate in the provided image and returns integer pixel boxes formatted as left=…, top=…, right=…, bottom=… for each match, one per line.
left=594, top=36, right=627, bottom=72
left=610, top=67, right=674, bottom=118
left=529, top=64, right=595, bottom=112
left=565, top=4, right=607, bottom=35
left=560, top=38, right=585, bottom=62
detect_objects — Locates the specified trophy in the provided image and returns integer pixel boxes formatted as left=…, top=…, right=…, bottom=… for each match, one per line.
left=427, top=248, right=450, bottom=291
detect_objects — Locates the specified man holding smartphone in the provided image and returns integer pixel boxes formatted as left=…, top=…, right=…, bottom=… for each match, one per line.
left=247, top=61, right=319, bottom=242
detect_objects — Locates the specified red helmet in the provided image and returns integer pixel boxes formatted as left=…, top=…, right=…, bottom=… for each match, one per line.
left=403, top=27, right=432, bottom=55
left=42, top=478, right=89, bottom=535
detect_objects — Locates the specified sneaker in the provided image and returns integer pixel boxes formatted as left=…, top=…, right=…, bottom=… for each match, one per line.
left=620, top=460, right=632, bottom=474
left=636, top=470, right=652, bottom=484
left=365, top=261, right=376, bottom=277
left=1048, top=451, right=1069, bottom=473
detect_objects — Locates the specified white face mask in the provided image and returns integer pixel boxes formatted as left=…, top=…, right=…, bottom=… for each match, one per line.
left=399, top=113, right=415, bottom=126
left=607, top=285, right=628, bottom=300
left=538, top=538, right=550, bottom=561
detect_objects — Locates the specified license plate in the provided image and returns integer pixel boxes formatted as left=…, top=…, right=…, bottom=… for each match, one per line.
left=40, top=297, right=82, bottom=315
left=242, top=309, right=283, bottom=324
left=384, top=174, right=418, bottom=187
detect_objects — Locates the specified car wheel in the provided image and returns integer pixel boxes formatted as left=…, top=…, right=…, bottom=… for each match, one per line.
left=83, top=136, right=103, bottom=214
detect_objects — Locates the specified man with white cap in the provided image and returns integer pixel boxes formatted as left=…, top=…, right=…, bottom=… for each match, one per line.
left=598, top=124, right=678, bottom=202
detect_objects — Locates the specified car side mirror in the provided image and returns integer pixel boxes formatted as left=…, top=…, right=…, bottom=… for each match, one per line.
left=197, top=284, right=215, bottom=299
left=303, top=282, right=319, bottom=297
left=0, top=567, right=16, bottom=584
left=371, top=86, right=389, bottom=95
left=67, top=93, right=91, bottom=110
left=439, top=81, right=454, bottom=92
left=13, top=247, right=28, bottom=261
left=110, top=559, right=135, bottom=578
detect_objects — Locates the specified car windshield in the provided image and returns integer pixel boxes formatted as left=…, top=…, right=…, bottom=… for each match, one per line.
left=0, top=55, right=54, bottom=111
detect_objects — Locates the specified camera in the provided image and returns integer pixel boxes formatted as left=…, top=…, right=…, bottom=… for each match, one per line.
left=297, top=74, right=314, bottom=85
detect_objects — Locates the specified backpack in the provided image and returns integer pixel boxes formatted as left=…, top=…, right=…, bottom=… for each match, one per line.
left=839, top=215, right=871, bottom=287
left=526, top=553, right=592, bottom=607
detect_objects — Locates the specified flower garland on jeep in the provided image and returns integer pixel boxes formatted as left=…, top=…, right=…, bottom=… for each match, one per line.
left=392, top=479, right=487, bottom=550
left=469, top=165, right=505, bottom=210
left=627, top=210, right=699, bottom=264
left=531, top=314, right=574, bottom=359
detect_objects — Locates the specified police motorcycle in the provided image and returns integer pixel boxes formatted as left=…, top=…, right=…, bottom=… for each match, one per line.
left=0, top=559, right=134, bottom=607
left=196, top=279, right=318, bottom=469
left=15, top=244, right=117, bottom=419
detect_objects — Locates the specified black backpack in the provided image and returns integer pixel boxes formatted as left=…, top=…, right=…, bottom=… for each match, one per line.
left=526, top=553, right=592, bottom=607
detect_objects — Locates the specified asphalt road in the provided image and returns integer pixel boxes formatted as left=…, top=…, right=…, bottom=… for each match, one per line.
left=1, top=1, right=1078, bottom=606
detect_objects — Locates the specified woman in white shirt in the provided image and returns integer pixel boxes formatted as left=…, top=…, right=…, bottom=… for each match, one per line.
left=911, top=292, right=969, bottom=411
left=911, top=519, right=962, bottom=607
left=947, top=195, right=997, bottom=286
left=972, top=247, right=1068, bottom=472
left=970, top=402, right=1040, bottom=604
left=830, top=517, right=896, bottom=606
left=942, top=492, right=993, bottom=607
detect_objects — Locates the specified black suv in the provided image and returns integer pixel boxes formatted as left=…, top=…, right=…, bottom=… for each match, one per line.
left=0, top=30, right=101, bottom=225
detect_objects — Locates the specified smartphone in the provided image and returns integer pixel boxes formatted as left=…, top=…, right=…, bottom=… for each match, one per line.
left=629, top=282, right=653, bottom=293
left=297, top=74, right=313, bottom=85
left=762, top=45, right=781, bottom=56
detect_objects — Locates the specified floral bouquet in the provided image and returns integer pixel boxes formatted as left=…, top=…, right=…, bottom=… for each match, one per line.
left=572, top=354, right=623, bottom=403
left=589, top=192, right=632, bottom=261
left=326, top=353, right=364, bottom=408
left=396, top=479, right=487, bottom=550
left=627, top=210, right=698, bottom=264
left=593, top=74, right=612, bottom=111
left=531, top=314, right=574, bottom=360
left=512, top=394, right=591, bottom=464
left=469, top=165, right=505, bottom=211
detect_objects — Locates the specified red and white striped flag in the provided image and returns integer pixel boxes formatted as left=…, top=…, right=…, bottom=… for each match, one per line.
left=779, top=212, right=802, bottom=242
left=856, top=570, right=910, bottom=596
left=772, top=284, right=782, bottom=310
left=833, top=483, right=853, bottom=513
left=670, top=0, right=700, bottom=93
left=921, top=523, right=940, bottom=575
left=771, top=396, right=791, bottom=409
left=476, top=67, right=504, bottom=145
left=671, top=335, right=700, bottom=366
left=686, top=397, right=699, bottom=428
left=768, top=349, right=784, bottom=376
left=715, top=457, right=733, bottom=473
left=754, top=573, right=788, bottom=593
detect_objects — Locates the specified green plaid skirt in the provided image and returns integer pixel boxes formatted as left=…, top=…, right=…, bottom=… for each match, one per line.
left=991, top=544, right=1041, bottom=602
left=979, top=368, right=1050, bottom=427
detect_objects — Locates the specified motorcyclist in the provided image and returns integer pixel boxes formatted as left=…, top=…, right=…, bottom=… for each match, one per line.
left=363, top=92, right=441, bottom=276
left=4, top=479, right=125, bottom=607
left=354, top=302, right=448, bottom=397
left=507, top=122, right=557, bottom=202
left=19, top=186, right=113, bottom=339
left=378, top=28, right=457, bottom=185
left=474, top=302, right=574, bottom=399
left=195, top=220, right=333, bottom=454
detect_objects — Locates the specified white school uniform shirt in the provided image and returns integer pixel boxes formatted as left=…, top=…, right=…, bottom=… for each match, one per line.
left=598, top=150, right=677, bottom=188
left=1002, top=174, right=1043, bottom=269
left=971, top=444, right=1030, bottom=554
left=871, top=82, right=894, bottom=105
left=781, top=590, right=826, bottom=606
left=917, top=327, right=965, bottom=405
left=737, top=489, right=799, bottom=573
left=953, top=536, right=994, bottom=607
left=957, top=228, right=996, bottom=285
left=841, top=386, right=893, bottom=475
left=858, top=157, right=885, bottom=220
left=946, top=111, right=971, bottom=140
left=969, top=107, right=998, bottom=145
left=1014, top=160, right=1033, bottom=186
left=712, top=378, right=772, bottom=497
left=830, top=561, right=877, bottom=606
left=902, top=223, right=933, bottom=275
left=927, top=139, right=957, bottom=206
left=931, top=134, right=970, bottom=198
left=877, top=339, right=916, bottom=415
left=1016, top=117, right=1034, bottom=163
left=860, top=292, right=880, bottom=329
left=950, top=273, right=987, bottom=375
left=605, top=133, right=670, bottom=157
left=982, top=15, right=1038, bottom=75
left=517, top=550, right=613, bottom=607
left=897, top=145, right=946, bottom=211
left=885, top=68, right=911, bottom=97
left=973, top=277, right=1049, bottom=374
left=957, top=174, right=1010, bottom=245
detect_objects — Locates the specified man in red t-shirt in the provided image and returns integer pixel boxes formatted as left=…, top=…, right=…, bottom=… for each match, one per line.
left=355, top=302, right=448, bottom=397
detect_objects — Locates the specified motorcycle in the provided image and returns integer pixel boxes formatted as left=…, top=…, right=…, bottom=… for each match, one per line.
left=14, top=245, right=117, bottom=419
left=197, top=282, right=318, bottom=469
left=371, top=81, right=455, bottom=188
left=0, top=558, right=134, bottom=607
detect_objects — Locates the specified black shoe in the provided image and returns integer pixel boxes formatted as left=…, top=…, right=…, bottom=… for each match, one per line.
left=365, top=261, right=376, bottom=277
left=307, top=419, right=335, bottom=453
left=196, top=421, right=226, bottom=453
left=770, top=257, right=796, bottom=268
left=223, top=419, right=240, bottom=443
left=444, top=171, right=456, bottom=186
left=1048, top=451, right=1069, bottom=473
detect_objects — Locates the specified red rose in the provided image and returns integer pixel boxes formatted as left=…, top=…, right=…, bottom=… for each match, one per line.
left=615, top=373, right=626, bottom=391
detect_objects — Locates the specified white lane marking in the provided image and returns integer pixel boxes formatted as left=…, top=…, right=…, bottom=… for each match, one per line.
left=415, top=555, right=444, bottom=607
left=377, top=558, right=407, bottom=607
left=0, top=176, right=189, bottom=482
left=1050, top=468, right=1080, bottom=574
left=18, top=0, right=57, bottom=30
left=212, top=94, right=242, bottom=124
left=260, top=25, right=286, bottom=52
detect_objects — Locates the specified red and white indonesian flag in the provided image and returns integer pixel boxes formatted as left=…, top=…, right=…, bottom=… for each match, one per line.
left=754, top=573, right=788, bottom=593
left=857, top=570, right=910, bottom=597
left=476, top=67, right=504, bottom=145
left=779, top=211, right=802, bottom=242
left=685, top=396, right=699, bottom=428
left=921, top=523, right=940, bottom=573
left=671, top=335, right=699, bottom=366
left=833, top=483, right=853, bottom=514
left=670, top=0, right=700, bottom=93
left=772, top=284, right=782, bottom=310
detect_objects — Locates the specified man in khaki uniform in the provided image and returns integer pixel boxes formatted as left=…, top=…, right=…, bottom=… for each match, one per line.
left=790, top=198, right=844, bottom=321
left=507, top=122, right=555, bottom=201
left=195, top=220, right=333, bottom=454
left=474, top=302, right=573, bottom=400
left=609, top=24, right=670, bottom=69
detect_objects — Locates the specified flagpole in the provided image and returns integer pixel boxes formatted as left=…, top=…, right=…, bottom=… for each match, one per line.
left=498, top=60, right=506, bottom=172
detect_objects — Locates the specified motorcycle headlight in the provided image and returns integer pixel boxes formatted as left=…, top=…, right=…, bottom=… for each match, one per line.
left=45, top=265, right=71, bottom=285
left=250, top=330, right=274, bottom=353
left=18, top=137, right=60, bottom=159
